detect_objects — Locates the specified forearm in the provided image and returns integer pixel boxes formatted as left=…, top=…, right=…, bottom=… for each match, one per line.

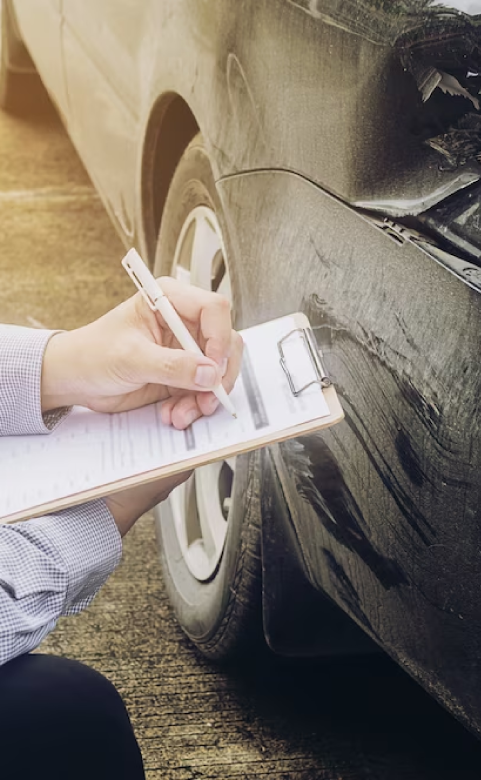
left=0, top=500, right=121, bottom=666
left=40, top=327, right=92, bottom=412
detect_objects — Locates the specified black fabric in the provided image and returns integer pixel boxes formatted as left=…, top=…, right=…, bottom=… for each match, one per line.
left=0, top=653, right=145, bottom=780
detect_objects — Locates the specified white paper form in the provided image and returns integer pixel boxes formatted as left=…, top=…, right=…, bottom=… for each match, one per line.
left=0, top=315, right=331, bottom=521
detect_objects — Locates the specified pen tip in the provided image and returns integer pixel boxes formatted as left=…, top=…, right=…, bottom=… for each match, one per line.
left=232, top=412, right=238, bottom=419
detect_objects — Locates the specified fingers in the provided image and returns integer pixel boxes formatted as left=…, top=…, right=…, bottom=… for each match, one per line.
left=135, top=341, right=223, bottom=391
left=156, top=277, right=233, bottom=364
left=220, top=329, right=244, bottom=394
left=161, top=391, right=221, bottom=429
left=160, top=393, right=212, bottom=429
left=160, top=330, right=244, bottom=430
left=128, top=278, right=243, bottom=429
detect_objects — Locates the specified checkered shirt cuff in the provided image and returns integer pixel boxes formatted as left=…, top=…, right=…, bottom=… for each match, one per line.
left=0, top=325, right=70, bottom=435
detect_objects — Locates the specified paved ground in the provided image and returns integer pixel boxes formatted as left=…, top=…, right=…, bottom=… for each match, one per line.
left=2, top=96, right=481, bottom=779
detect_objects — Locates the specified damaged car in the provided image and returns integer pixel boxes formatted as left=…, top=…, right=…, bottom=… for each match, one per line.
left=2, top=0, right=481, bottom=738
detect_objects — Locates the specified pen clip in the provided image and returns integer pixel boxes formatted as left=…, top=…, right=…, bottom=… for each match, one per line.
left=121, top=248, right=159, bottom=311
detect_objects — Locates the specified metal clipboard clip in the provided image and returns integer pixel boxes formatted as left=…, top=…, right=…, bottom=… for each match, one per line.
left=278, top=327, right=331, bottom=397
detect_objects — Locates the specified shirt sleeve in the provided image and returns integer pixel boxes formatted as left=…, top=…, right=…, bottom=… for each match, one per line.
left=0, top=500, right=122, bottom=666
left=0, top=325, right=122, bottom=666
left=0, top=325, right=69, bottom=435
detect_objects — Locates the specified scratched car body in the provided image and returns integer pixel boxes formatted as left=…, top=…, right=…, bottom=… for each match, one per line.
left=4, top=0, right=481, bottom=736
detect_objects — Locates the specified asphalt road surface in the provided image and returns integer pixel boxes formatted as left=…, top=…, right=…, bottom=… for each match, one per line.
left=2, top=97, right=481, bottom=780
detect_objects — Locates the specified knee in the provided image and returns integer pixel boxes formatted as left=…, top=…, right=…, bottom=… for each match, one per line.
left=0, top=654, right=144, bottom=779
left=0, top=653, right=136, bottom=745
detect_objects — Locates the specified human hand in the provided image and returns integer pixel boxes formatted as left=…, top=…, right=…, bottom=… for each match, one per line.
left=104, top=470, right=191, bottom=537
left=41, top=277, right=243, bottom=429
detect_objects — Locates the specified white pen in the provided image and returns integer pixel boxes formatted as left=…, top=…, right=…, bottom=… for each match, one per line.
left=122, top=248, right=237, bottom=418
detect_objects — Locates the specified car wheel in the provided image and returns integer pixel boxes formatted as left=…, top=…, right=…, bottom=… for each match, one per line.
left=153, top=134, right=264, bottom=661
left=0, top=0, right=40, bottom=113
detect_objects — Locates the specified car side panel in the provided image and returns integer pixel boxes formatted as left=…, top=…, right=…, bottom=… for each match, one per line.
left=142, top=1, right=481, bottom=213
left=60, top=0, right=156, bottom=240
left=217, top=169, right=481, bottom=736
left=12, top=1, right=481, bottom=244
left=11, top=0, right=68, bottom=116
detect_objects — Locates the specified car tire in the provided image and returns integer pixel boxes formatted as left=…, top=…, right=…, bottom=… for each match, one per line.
left=153, top=134, right=265, bottom=661
left=0, top=0, right=42, bottom=114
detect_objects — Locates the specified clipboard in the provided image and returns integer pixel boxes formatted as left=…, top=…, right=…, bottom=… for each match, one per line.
left=0, top=312, right=343, bottom=524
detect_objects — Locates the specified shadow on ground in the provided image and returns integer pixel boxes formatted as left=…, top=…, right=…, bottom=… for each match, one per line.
left=224, top=652, right=481, bottom=778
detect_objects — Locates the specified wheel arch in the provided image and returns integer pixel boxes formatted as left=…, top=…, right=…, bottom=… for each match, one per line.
left=140, top=92, right=199, bottom=264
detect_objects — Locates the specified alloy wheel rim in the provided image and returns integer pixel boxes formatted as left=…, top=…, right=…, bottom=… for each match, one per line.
left=162, top=206, right=235, bottom=581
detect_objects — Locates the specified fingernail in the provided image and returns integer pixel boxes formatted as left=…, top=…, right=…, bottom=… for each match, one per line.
left=219, top=358, right=228, bottom=376
left=195, top=364, right=218, bottom=388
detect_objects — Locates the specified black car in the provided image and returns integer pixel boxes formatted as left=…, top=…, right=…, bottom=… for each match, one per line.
left=2, top=0, right=481, bottom=737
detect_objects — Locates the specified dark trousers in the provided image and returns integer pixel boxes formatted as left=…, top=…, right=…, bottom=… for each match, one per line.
left=0, top=654, right=145, bottom=780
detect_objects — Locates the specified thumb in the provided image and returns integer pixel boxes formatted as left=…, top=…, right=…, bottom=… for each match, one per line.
left=136, top=341, right=222, bottom=391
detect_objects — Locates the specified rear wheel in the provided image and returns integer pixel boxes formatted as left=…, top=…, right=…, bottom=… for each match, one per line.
left=153, top=134, right=264, bottom=661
